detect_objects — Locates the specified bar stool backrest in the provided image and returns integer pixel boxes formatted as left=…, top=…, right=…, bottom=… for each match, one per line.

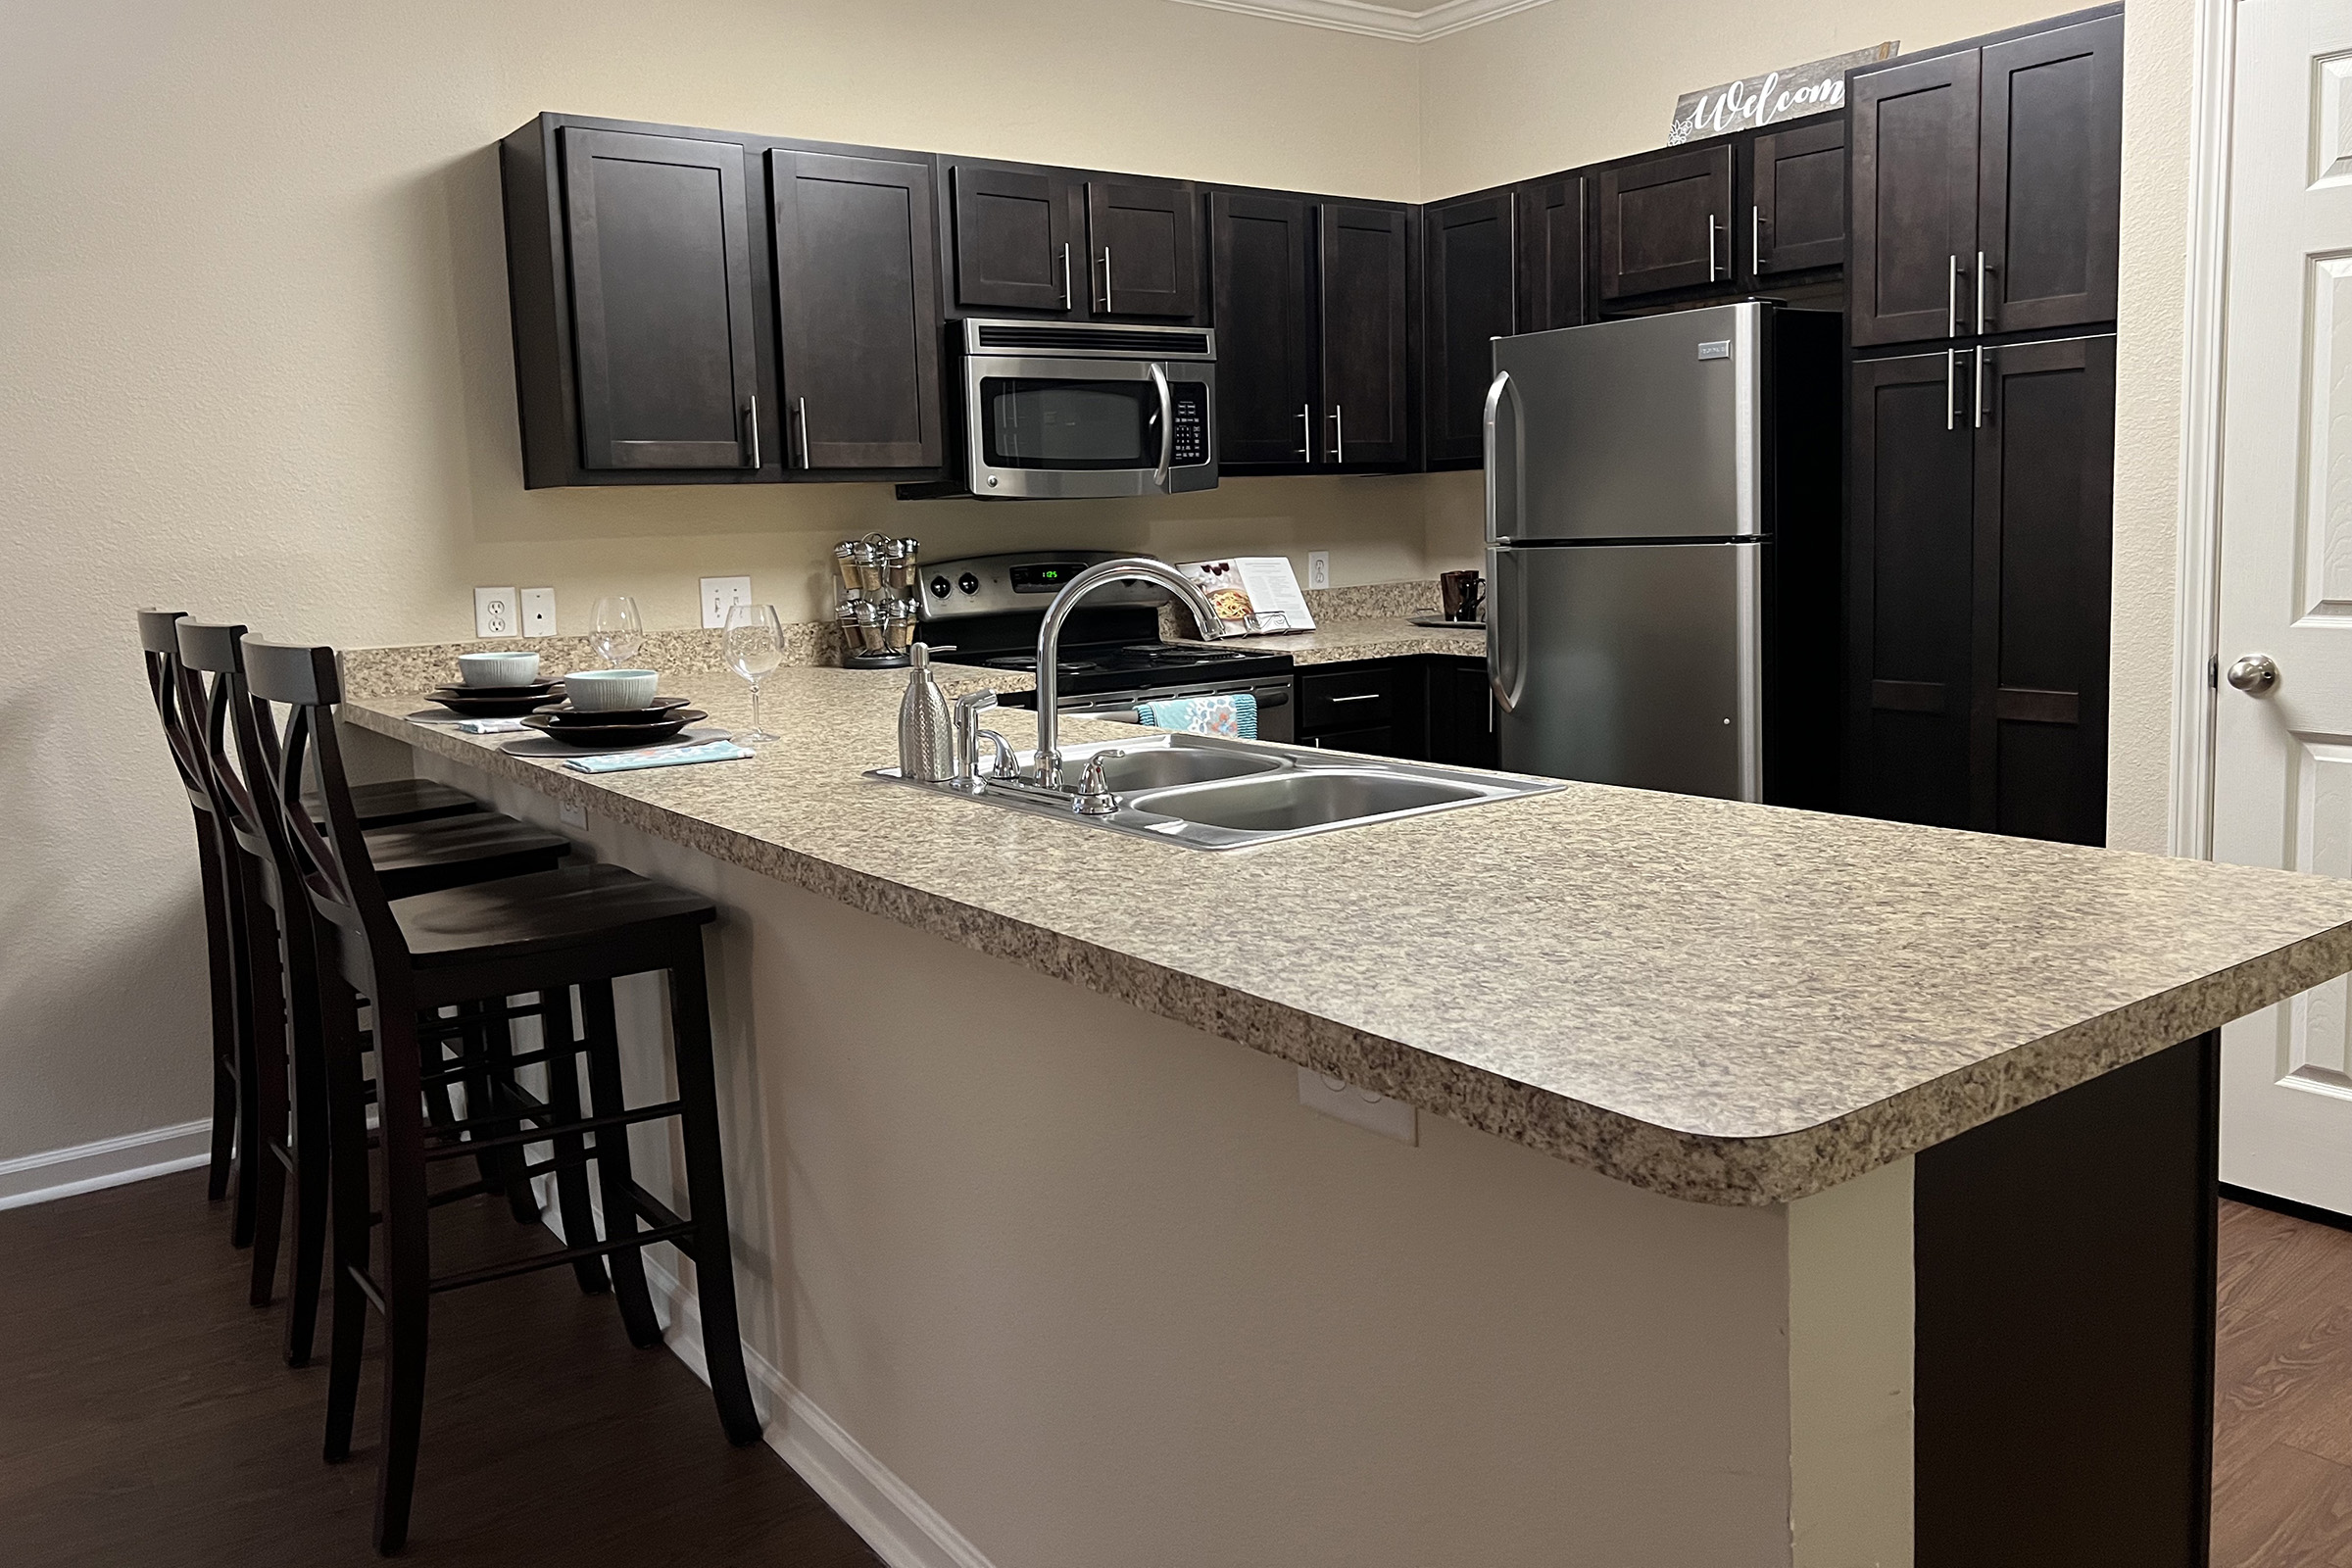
left=136, top=608, right=210, bottom=814
left=238, top=637, right=415, bottom=999
left=173, top=620, right=272, bottom=869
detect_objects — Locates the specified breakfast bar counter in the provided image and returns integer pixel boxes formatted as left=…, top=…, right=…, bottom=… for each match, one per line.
left=340, top=662, right=2352, bottom=1568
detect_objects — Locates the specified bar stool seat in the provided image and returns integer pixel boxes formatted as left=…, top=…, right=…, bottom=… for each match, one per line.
left=324, top=777, right=480, bottom=829
left=360, top=814, right=573, bottom=901
left=378, top=862, right=715, bottom=970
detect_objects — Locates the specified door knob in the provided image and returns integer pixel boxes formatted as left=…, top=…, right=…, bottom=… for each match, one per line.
left=2227, top=654, right=2279, bottom=694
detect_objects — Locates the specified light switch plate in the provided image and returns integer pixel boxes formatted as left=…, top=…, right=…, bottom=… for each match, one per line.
left=519, top=588, right=556, bottom=637
left=473, top=586, right=519, bottom=639
left=1297, top=1067, right=1417, bottom=1144
left=1306, top=552, right=1331, bottom=590
left=701, top=575, right=753, bottom=629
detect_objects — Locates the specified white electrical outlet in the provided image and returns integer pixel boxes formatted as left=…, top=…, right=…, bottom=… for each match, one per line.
left=473, top=587, right=519, bottom=638
left=701, top=575, right=753, bottom=629
left=559, top=801, right=587, bottom=830
left=1297, top=1067, right=1417, bottom=1145
left=1306, top=552, right=1331, bottom=590
left=519, top=588, right=556, bottom=637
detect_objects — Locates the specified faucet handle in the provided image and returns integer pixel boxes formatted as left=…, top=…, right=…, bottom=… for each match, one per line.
left=1073, top=751, right=1126, bottom=816
left=955, top=689, right=999, bottom=718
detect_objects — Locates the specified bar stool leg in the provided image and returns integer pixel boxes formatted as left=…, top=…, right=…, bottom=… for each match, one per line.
left=371, top=1004, right=434, bottom=1556
left=663, top=951, right=761, bottom=1446
left=283, top=944, right=335, bottom=1365
left=199, top=843, right=238, bottom=1201
left=481, top=1001, right=542, bottom=1226
left=579, top=979, right=662, bottom=1348
left=227, top=868, right=262, bottom=1251
left=321, top=966, right=374, bottom=1465
left=241, top=882, right=290, bottom=1306
left=538, top=989, right=611, bottom=1297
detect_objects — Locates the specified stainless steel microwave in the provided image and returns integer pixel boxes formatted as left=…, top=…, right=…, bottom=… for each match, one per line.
left=956, top=318, right=1217, bottom=499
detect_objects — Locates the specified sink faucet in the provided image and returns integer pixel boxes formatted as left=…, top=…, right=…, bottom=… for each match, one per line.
left=1031, top=557, right=1227, bottom=789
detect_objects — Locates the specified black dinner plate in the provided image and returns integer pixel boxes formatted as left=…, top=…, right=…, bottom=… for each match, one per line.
left=518, top=710, right=706, bottom=748
left=535, top=695, right=692, bottom=725
left=428, top=682, right=566, bottom=717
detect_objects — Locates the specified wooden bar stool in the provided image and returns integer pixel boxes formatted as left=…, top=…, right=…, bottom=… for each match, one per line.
left=138, top=610, right=482, bottom=1244
left=174, top=620, right=575, bottom=1352
left=244, top=636, right=761, bottom=1554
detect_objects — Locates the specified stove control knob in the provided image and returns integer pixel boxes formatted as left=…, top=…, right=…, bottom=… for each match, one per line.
left=929, top=575, right=951, bottom=599
left=958, top=573, right=981, bottom=596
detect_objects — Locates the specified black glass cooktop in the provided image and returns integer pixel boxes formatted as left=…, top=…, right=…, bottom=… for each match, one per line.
left=977, top=639, right=1293, bottom=696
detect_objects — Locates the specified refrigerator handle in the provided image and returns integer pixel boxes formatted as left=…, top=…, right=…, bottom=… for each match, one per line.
left=1482, top=368, right=1527, bottom=714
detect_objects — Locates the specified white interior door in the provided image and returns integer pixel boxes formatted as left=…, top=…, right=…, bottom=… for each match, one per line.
left=2215, top=0, right=2352, bottom=1211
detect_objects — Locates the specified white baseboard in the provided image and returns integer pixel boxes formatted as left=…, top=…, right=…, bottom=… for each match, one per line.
left=0, top=1119, right=214, bottom=1211
left=531, top=1179, right=997, bottom=1568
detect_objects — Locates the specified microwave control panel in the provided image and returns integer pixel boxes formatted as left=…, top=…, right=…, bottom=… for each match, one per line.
left=1170, top=384, right=1208, bottom=466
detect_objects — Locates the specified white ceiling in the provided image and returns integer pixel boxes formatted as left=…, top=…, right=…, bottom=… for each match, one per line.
left=1161, top=0, right=1558, bottom=43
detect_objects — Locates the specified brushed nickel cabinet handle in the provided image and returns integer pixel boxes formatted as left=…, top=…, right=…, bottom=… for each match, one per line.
left=745, top=392, right=760, bottom=469
left=796, top=397, right=810, bottom=468
left=1945, top=349, right=1957, bottom=433
left=1298, top=404, right=1311, bottom=459
left=1059, top=243, right=1072, bottom=311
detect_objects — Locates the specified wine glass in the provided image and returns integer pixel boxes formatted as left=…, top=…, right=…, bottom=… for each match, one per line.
left=590, top=595, right=643, bottom=669
left=723, top=602, right=784, bottom=744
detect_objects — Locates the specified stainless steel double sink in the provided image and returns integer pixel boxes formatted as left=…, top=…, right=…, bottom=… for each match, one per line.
left=872, top=732, right=1559, bottom=850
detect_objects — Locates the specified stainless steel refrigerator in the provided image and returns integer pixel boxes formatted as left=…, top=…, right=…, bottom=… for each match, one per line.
left=1484, top=301, right=1841, bottom=807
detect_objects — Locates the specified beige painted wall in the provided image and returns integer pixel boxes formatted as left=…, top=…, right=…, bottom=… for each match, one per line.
left=1, top=0, right=1429, bottom=1164
left=1418, top=0, right=2202, bottom=855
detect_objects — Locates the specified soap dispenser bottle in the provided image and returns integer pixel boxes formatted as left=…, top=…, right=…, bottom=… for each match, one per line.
left=897, top=643, right=956, bottom=782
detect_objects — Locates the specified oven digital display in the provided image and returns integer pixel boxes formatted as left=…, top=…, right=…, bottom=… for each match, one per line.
left=1009, top=563, right=1089, bottom=593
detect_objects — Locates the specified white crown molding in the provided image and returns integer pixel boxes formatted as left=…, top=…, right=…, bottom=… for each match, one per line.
left=1162, top=0, right=1558, bottom=44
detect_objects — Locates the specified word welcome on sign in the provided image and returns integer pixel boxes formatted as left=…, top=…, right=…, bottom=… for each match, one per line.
left=1669, top=43, right=1898, bottom=143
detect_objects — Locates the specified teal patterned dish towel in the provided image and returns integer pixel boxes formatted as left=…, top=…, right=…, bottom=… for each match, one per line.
left=1132, top=693, right=1257, bottom=739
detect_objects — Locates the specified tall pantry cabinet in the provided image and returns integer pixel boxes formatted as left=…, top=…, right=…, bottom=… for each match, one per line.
left=1841, top=6, right=2123, bottom=848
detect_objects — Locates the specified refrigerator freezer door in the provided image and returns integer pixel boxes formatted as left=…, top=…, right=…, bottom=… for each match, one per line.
left=1491, top=302, right=1762, bottom=543
left=1494, top=540, right=1764, bottom=801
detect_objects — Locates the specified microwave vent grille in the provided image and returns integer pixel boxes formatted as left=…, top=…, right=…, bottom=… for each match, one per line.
left=971, top=322, right=1212, bottom=357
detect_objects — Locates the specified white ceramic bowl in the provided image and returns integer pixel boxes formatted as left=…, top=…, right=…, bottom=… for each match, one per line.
left=564, top=668, right=659, bottom=711
left=458, top=651, right=540, bottom=688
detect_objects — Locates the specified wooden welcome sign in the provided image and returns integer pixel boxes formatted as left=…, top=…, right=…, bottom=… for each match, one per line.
left=1669, top=43, right=1898, bottom=142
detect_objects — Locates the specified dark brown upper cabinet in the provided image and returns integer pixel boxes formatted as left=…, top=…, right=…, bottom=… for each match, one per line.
left=1851, top=13, right=2121, bottom=347
left=1747, top=119, right=1845, bottom=279
left=1209, top=191, right=1316, bottom=467
left=1844, top=335, right=2115, bottom=846
left=1515, top=172, right=1588, bottom=334
left=1596, top=144, right=1735, bottom=305
left=1980, top=15, right=2123, bottom=335
left=1423, top=190, right=1516, bottom=466
left=948, top=161, right=1077, bottom=314
left=528, top=125, right=763, bottom=479
left=1317, top=202, right=1413, bottom=468
left=768, top=149, right=943, bottom=474
left=1085, top=177, right=1200, bottom=319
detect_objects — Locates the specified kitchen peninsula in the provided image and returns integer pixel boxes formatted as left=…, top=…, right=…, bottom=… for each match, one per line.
left=338, top=662, right=2352, bottom=1568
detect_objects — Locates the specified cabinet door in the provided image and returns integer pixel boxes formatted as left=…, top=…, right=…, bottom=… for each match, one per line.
left=949, top=163, right=1075, bottom=314
left=1980, top=16, right=2123, bottom=335
left=1972, top=334, right=2115, bottom=846
left=1846, top=350, right=1974, bottom=828
left=1850, top=51, right=1981, bottom=346
left=560, top=127, right=760, bottom=470
left=1209, top=192, right=1316, bottom=466
left=1086, top=178, right=1200, bottom=319
left=1595, top=145, right=1734, bottom=302
left=769, top=150, right=943, bottom=471
left=1515, top=173, right=1588, bottom=333
left=1316, top=204, right=1412, bottom=466
left=1748, top=119, right=1845, bottom=278
left=1424, top=192, right=1516, bottom=465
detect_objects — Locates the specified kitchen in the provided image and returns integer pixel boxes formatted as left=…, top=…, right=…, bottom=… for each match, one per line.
left=8, top=0, right=2344, bottom=1564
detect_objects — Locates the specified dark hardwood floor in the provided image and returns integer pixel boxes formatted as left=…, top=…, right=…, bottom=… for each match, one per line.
left=2216, top=1197, right=2352, bottom=1565
left=8, top=1175, right=2352, bottom=1563
left=0, top=1169, right=882, bottom=1566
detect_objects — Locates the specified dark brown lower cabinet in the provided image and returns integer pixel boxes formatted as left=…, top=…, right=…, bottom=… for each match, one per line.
left=1844, top=335, right=2115, bottom=845
left=1294, top=657, right=1494, bottom=767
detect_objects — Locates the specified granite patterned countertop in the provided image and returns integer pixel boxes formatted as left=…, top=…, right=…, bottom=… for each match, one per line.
left=345, top=668, right=2352, bottom=1205
left=1187, top=616, right=1488, bottom=665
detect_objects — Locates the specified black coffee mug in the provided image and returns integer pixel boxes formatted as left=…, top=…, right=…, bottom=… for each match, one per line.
left=1440, top=569, right=1484, bottom=623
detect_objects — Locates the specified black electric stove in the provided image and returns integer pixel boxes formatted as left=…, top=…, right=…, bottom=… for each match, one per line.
left=918, top=551, right=1297, bottom=737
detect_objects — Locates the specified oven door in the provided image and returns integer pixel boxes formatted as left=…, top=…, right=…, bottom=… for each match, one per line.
left=964, top=356, right=1217, bottom=499
left=1055, top=675, right=1295, bottom=745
